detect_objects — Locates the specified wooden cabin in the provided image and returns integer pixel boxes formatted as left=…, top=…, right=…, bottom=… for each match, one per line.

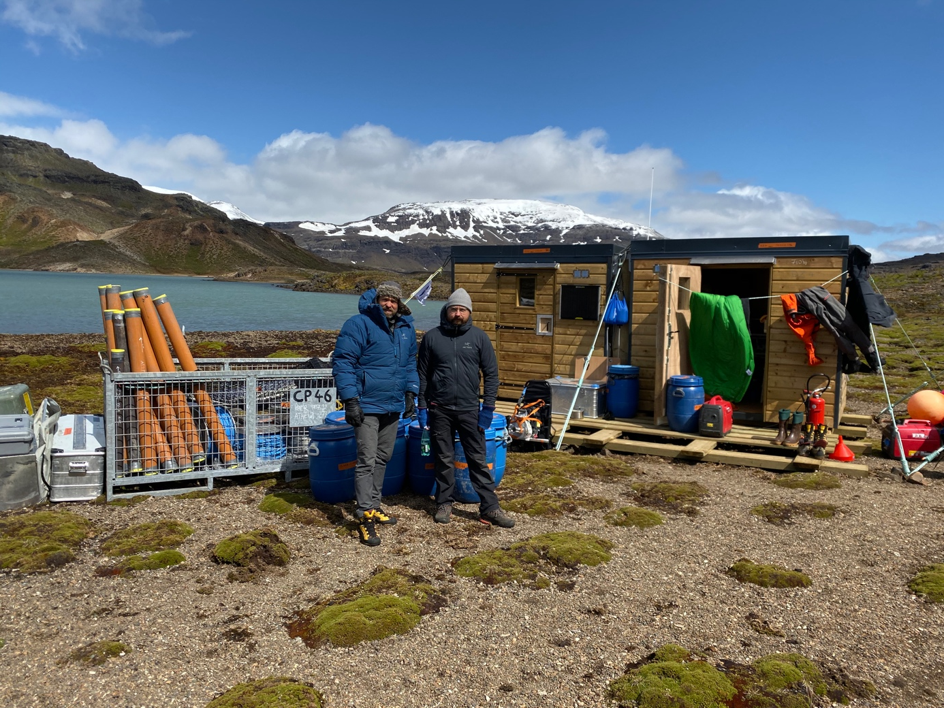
left=451, top=244, right=624, bottom=399
left=629, top=236, right=850, bottom=428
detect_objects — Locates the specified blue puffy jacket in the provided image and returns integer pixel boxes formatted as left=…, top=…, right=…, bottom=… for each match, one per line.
left=332, top=289, right=420, bottom=414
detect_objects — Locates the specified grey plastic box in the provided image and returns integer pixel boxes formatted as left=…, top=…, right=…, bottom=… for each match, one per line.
left=546, top=377, right=607, bottom=418
left=0, top=414, right=35, bottom=456
left=50, top=414, right=106, bottom=502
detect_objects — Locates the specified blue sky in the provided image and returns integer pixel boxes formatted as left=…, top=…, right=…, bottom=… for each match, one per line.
left=1, top=0, right=941, bottom=261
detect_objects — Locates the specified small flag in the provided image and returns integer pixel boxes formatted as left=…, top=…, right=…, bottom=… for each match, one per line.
left=414, top=279, right=433, bottom=305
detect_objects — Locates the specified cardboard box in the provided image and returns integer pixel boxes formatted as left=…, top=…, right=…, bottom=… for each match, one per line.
left=573, top=356, right=620, bottom=381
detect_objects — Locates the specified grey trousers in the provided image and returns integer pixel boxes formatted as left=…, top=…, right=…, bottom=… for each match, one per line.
left=353, top=412, right=399, bottom=517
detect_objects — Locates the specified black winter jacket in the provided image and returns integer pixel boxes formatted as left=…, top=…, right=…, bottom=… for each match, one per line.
left=417, top=306, right=498, bottom=411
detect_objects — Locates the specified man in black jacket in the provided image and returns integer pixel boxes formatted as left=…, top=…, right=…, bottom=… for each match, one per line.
left=417, top=288, right=515, bottom=528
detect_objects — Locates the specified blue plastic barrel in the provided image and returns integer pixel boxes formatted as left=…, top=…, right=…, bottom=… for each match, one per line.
left=308, top=423, right=356, bottom=503
left=607, top=365, right=640, bottom=419
left=666, top=375, right=705, bottom=433
left=408, top=412, right=508, bottom=502
left=325, top=411, right=408, bottom=495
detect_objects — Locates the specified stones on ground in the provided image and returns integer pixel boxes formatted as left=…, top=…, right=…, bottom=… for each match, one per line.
left=100, top=520, right=194, bottom=557
left=453, top=531, right=612, bottom=589
left=58, top=640, right=130, bottom=667
left=630, top=481, right=709, bottom=516
left=746, top=611, right=785, bottom=637
left=287, top=566, right=447, bottom=648
left=213, top=529, right=290, bottom=582
left=258, top=490, right=343, bottom=527
left=604, top=506, right=664, bottom=528
left=503, top=493, right=611, bottom=517
left=770, top=472, right=842, bottom=490
left=750, top=501, right=840, bottom=525
left=0, top=510, right=96, bottom=573
left=608, top=644, right=874, bottom=707
left=204, top=676, right=323, bottom=707
left=726, top=559, right=812, bottom=589
left=908, top=563, right=944, bottom=602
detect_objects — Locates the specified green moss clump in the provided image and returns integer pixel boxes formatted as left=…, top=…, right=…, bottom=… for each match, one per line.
left=213, top=529, right=290, bottom=569
left=503, top=493, right=610, bottom=517
left=258, top=491, right=342, bottom=527
left=205, top=676, right=323, bottom=707
left=288, top=567, right=447, bottom=648
left=0, top=510, right=95, bottom=573
left=99, top=550, right=186, bottom=576
left=753, top=653, right=828, bottom=695
left=176, top=489, right=221, bottom=500
left=605, top=506, right=664, bottom=528
left=909, top=563, right=944, bottom=602
left=60, top=640, right=130, bottom=666
left=266, top=349, right=304, bottom=358
left=653, top=644, right=692, bottom=663
left=608, top=653, right=736, bottom=708
left=528, top=531, right=612, bottom=568
left=92, top=494, right=151, bottom=506
left=101, top=520, right=194, bottom=557
left=727, top=559, right=812, bottom=589
left=632, top=481, right=709, bottom=516
left=751, top=501, right=840, bottom=525
left=771, top=472, right=842, bottom=490
left=504, top=450, right=634, bottom=490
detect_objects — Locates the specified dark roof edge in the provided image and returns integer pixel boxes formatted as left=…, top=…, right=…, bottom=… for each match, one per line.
left=630, top=235, right=850, bottom=258
left=451, top=243, right=623, bottom=263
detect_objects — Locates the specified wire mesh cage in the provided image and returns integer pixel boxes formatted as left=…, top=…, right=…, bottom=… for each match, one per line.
left=102, top=358, right=335, bottom=499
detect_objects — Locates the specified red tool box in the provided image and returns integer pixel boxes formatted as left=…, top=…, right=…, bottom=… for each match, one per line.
left=698, top=396, right=733, bottom=438
left=881, top=419, right=943, bottom=459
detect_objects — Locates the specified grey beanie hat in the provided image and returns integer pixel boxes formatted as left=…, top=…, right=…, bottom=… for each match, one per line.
left=445, top=288, right=473, bottom=312
left=376, top=281, right=403, bottom=302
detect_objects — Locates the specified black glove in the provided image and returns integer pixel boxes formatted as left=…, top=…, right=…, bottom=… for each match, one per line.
left=403, top=392, right=416, bottom=419
left=344, top=398, right=365, bottom=427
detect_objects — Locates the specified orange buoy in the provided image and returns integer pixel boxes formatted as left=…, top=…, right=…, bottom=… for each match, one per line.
left=828, top=435, right=855, bottom=462
left=907, top=390, right=944, bottom=425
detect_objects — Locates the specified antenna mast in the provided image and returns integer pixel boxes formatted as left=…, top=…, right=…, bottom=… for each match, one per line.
left=648, top=167, right=654, bottom=235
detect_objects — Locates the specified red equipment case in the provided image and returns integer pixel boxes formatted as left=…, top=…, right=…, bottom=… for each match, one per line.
left=881, top=419, right=942, bottom=459
left=698, top=396, right=733, bottom=438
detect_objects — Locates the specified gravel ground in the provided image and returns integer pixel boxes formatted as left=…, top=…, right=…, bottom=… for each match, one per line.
left=2, top=446, right=944, bottom=708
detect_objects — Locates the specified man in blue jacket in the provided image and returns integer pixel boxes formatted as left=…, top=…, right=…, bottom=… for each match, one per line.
left=417, top=288, right=515, bottom=528
left=333, top=282, right=419, bottom=546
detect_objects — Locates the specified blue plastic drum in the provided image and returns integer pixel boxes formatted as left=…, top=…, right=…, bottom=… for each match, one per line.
left=666, top=375, right=705, bottom=433
left=308, top=423, right=356, bottom=503
left=607, top=365, right=640, bottom=419
left=324, top=411, right=409, bottom=495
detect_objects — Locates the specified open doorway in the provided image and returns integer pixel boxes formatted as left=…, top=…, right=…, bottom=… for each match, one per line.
left=699, top=266, right=771, bottom=419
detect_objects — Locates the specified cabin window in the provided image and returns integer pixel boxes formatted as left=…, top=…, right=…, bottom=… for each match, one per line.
left=560, top=284, right=601, bottom=321
left=518, top=276, right=536, bottom=307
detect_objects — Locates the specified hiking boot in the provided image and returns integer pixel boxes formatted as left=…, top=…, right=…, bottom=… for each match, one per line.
left=369, top=508, right=397, bottom=525
left=796, top=423, right=814, bottom=457
left=434, top=503, right=453, bottom=524
left=773, top=408, right=791, bottom=445
left=356, top=515, right=380, bottom=546
left=479, top=508, right=515, bottom=528
left=812, top=424, right=829, bottom=459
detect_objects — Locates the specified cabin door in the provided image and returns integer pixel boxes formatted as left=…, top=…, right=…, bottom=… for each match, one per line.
left=495, top=270, right=556, bottom=388
left=654, top=264, right=702, bottom=425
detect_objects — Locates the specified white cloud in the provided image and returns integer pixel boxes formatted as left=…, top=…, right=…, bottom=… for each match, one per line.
left=875, top=231, right=944, bottom=260
left=1, top=0, right=190, bottom=52
left=0, top=90, right=64, bottom=117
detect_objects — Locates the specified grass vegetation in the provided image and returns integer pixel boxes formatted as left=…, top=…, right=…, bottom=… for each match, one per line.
left=750, top=501, right=840, bottom=525
left=630, top=481, right=709, bottom=516
left=0, top=510, right=96, bottom=573
left=726, top=559, right=812, bottom=589
left=287, top=567, right=447, bottom=648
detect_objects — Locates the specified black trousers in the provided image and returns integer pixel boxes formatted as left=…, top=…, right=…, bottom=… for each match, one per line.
left=429, top=407, right=499, bottom=514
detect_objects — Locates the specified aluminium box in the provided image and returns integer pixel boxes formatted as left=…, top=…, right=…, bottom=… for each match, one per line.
left=50, top=414, right=106, bottom=502
left=546, top=377, right=607, bottom=418
left=0, top=414, right=34, bottom=456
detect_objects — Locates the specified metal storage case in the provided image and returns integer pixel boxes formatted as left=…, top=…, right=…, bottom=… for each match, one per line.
left=0, top=384, right=33, bottom=415
left=50, top=414, right=106, bottom=502
left=0, top=413, right=40, bottom=511
left=546, top=377, right=607, bottom=418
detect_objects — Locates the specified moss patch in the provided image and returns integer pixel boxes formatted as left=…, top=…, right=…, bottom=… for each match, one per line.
left=176, top=489, right=221, bottom=500
left=205, top=676, right=323, bottom=707
left=770, top=472, right=842, bottom=490
left=101, top=520, right=194, bottom=557
left=258, top=491, right=343, bottom=527
left=909, top=563, right=944, bottom=602
left=0, top=510, right=95, bottom=573
left=453, top=531, right=612, bottom=588
left=604, top=506, right=664, bottom=528
left=502, top=450, right=633, bottom=495
left=751, top=501, right=840, bottom=525
left=726, top=559, right=812, bottom=589
left=287, top=566, right=447, bottom=648
left=213, top=529, right=290, bottom=577
left=59, top=640, right=129, bottom=666
left=608, top=645, right=736, bottom=707
left=631, top=481, right=709, bottom=516
left=96, top=550, right=186, bottom=576
left=503, top=493, right=611, bottom=517
left=91, top=494, right=151, bottom=506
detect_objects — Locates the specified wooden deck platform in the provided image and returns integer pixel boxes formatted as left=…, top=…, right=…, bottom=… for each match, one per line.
left=493, top=402, right=872, bottom=476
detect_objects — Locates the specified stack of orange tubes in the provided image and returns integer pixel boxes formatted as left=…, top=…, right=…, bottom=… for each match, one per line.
left=99, top=284, right=237, bottom=476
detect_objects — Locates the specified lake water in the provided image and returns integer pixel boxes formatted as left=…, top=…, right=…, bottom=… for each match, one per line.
left=0, top=270, right=445, bottom=334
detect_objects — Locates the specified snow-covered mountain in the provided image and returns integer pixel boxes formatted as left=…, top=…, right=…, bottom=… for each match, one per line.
left=270, top=199, right=660, bottom=271
left=142, top=186, right=264, bottom=224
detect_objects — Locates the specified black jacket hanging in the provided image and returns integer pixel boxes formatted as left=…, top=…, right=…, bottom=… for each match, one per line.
left=846, top=245, right=896, bottom=331
left=794, top=286, right=881, bottom=373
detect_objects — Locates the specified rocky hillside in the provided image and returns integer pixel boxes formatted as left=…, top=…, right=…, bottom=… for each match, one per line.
left=272, top=199, right=660, bottom=271
left=0, top=135, right=348, bottom=278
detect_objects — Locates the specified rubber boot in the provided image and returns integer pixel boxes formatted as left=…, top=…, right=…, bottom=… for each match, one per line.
left=783, top=412, right=804, bottom=447
left=812, top=424, right=829, bottom=459
left=773, top=409, right=791, bottom=445
left=796, top=423, right=814, bottom=457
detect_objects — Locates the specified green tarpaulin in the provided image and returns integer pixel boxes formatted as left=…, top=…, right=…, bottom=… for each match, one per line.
left=688, top=292, right=755, bottom=403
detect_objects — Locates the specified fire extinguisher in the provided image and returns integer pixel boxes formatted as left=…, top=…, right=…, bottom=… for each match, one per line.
left=802, top=373, right=831, bottom=426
